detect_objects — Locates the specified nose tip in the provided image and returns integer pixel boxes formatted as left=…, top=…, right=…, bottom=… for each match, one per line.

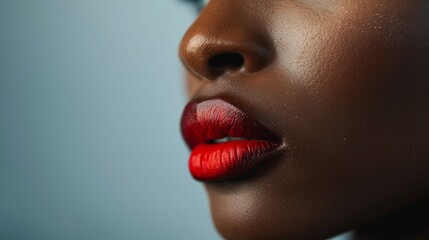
left=179, top=20, right=273, bottom=80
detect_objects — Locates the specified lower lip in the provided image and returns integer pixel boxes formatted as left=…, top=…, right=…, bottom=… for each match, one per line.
left=189, top=140, right=281, bottom=181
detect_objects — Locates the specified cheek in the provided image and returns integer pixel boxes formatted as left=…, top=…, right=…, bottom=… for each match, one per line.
left=242, top=3, right=429, bottom=237
left=271, top=4, right=420, bottom=135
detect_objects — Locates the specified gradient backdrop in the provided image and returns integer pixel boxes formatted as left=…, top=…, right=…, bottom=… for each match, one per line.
left=0, top=1, right=350, bottom=239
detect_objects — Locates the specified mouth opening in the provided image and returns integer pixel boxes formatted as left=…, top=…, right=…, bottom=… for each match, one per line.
left=208, top=136, right=249, bottom=144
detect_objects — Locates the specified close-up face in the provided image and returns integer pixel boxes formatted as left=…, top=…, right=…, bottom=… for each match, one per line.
left=179, top=0, right=429, bottom=239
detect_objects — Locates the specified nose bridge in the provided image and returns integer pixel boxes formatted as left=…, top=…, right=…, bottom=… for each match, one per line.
left=179, top=1, right=274, bottom=80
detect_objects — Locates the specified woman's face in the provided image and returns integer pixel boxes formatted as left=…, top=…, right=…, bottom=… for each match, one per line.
left=179, top=0, right=429, bottom=239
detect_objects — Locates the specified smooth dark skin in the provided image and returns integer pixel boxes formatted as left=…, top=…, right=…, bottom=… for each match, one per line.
left=179, top=1, right=429, bottom=239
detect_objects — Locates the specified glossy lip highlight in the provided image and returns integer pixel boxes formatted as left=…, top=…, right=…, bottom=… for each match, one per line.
left=181, top=99, right=282, bottom=181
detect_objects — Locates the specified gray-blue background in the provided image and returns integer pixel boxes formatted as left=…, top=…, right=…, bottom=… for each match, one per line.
left=0, top=1, right=350, bottom=239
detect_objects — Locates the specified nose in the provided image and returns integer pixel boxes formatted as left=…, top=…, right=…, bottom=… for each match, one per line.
left=179, top=1, right=274, bottom=80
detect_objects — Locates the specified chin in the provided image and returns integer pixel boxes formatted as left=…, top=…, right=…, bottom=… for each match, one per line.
left=203, top=167, right=354, bottom=240
left=206, top=186, right=344, bottom=240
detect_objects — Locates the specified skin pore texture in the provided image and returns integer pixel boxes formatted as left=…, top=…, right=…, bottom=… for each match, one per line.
left=179, top=1, right=429, bottom=239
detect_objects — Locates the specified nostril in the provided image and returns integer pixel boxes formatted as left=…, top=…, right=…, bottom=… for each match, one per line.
left=208, top=53, right=245, bottom=69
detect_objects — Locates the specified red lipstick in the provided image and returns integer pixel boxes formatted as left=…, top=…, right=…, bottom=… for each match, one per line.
left=181, top=99, right=281, bottom=181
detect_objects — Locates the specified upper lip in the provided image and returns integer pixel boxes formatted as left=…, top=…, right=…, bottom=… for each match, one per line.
left=181, top=98, right=280, bottom=149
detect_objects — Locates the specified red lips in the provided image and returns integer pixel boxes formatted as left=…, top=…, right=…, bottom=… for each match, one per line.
left=181, top=99, right=281, bottom=181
